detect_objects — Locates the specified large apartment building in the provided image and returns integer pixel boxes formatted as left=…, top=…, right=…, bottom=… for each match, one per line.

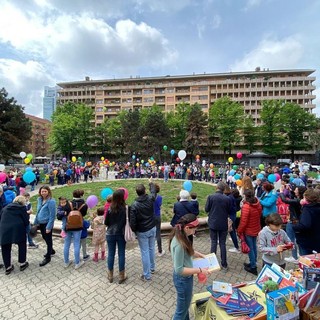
left=57, top=68, right=316, bottom=127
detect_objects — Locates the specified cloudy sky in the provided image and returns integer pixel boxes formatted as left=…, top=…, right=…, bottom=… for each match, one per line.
left=0, top=0, right=319, bottom=117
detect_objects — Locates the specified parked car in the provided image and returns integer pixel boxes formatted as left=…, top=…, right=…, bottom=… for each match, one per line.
left=290, top=162, right=319, bottom=172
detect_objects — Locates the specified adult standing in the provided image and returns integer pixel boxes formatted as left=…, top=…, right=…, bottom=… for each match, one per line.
left=130, top=180, right=157, bottom=281
left=259, top=182, right=278, bottom=227
left=0, top=196, right=30, bottom=274
left=34, top=185, right=56, bottom=267
left=64, top=189, right=88, bottom=269
left=205, top=182, right=231, bottom=271
left=292, top=188, right=320, bottom=255
left=237, top=189, right=262, bottom=275
left=153, top=184, right=164, bottom=256
left=105, top=189, right=127, bottom=284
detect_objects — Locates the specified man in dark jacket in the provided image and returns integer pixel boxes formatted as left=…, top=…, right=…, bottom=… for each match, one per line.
left=205, top=182, right=231, bottom=271
left=130, top=181, right=156, bottom=281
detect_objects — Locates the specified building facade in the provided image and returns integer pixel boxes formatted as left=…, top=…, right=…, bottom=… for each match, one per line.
left=43, top=86, right=57, bottom=121
left=25, top=114, right=51, bottom=158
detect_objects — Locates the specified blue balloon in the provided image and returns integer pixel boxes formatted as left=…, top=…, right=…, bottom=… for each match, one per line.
left=100, top=188, right=113, bottom=200
left=234, top=174, right=241, bottom=180
left=25, top=167, right=33, bottom=172
left=257, top=173, right=264, bottom=180
left=132, top=155, right=136, bottom=159
left=170, top=149, right=175, bottom=156
left=267, top=174, right=276, bottom=183
left=229, top=170, right=235, bottom=176
left=183, top=180, right=193, bottom=192
left=66, top=169, right=72, bottom=176
left=23, top=171, right=36, bottom=184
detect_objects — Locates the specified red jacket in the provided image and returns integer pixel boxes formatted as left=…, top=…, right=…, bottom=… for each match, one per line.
left=237, top=199, right=262, bottom=237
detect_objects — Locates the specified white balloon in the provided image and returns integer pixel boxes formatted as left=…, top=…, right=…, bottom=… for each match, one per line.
left=178, top=150, right=186, bottom=161
left=0, top=164, right=5, bottom=171
left=20, top=151, right=26, bottom=159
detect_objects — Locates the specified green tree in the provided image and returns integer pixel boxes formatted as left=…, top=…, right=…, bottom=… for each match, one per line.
left=49, top=102, right=94, bottom=158
left=0, top=88, right=32, bottom=160
left=208, top=97, right=244, bottom=158
left=260, top=100, right=286, bottom=156
left=243, top=116, right=259, bottom=153
left=185, top=103, right=208, bottom=160
left=280, top=102, right=318, bottom=159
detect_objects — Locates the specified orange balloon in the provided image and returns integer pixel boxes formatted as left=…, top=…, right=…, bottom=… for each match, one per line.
left=53, top=170, right=58, bottom=175
left=196, top=155, right=200, bottom=159
left=236, top=180, right=242, bottom=187
left=210, top=163, right=214, bottom=169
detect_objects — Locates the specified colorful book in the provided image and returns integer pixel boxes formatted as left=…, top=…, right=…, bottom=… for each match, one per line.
left=211, top=281, right=233, bottom=294
left=193, top=253, right=220, bottom=271
left=256, top=264, right=282, bottom=290
left=303, top=267, right=320, bottom=290
left=305, top=282, right=320, bottom=310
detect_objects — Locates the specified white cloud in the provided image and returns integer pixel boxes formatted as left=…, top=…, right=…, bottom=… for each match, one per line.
left=211, top=14, right=221, bottom=29
left=230, top=35, right=303, bottom=72
left=243, top=0, right=263, bottom=11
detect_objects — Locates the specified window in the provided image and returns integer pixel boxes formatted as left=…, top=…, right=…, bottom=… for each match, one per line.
left=143, top=89, right=154, bottom=94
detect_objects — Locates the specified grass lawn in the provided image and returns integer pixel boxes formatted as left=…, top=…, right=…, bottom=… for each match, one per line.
left=30, top=179, right=216, bottom=222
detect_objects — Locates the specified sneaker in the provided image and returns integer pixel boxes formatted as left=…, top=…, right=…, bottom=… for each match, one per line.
left=228, top=248, right=241, bottom=253
left=140, top=274, right=151, bottom=281
left=151, top=269, right=155, bottom=274
left=284, top=256, right=299, bottom=264
left=28, top=244, right=39, bottom=249
left=5, top=265, right=14, bottom=275
left=64, top=261, right=72, bottom=268
left=157, top=250, right=165, bottom=257
left=20, top=262, right=29, bottom=271
left=221, top=266, right=229, bottom=272
left=244, top=265, right=258, bottom=276
left=83, top=254, right=90, bottom=261
left=74, top=261, right=85, bottom=270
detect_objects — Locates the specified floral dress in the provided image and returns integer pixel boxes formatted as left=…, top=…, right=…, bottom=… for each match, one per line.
left=91, top=216, right=106, bottom=245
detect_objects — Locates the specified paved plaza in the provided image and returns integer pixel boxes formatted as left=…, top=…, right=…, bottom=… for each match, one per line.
left=0, top=229, right=297, bottom=320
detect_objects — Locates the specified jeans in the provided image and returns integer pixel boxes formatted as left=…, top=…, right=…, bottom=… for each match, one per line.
left=173, top=272, right=193, bottom=320
left=136, top=226, right=156, bottom=279
left=286, top=222, right=298, bottom=259
left=1, top=242, right=27, bottom=269
left=245, top=235, right=257, bottom=269
left=154, top=216, right=162, bottom=253
left=39, top=223, right=53, bottom=259
left=106, top=234, right=126, bottom=272
left=26, top=224, right=35, bottom=245
left=64, top=230, right=82, bottom=265
left=209, top=229, right=228, bottom=268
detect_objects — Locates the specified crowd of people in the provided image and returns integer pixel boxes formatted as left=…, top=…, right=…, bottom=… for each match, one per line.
left=0, top=159, right=320, bottom=319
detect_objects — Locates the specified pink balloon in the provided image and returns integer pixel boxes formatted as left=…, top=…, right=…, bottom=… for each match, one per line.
left=275, top=173, right=281, bottom=182
left=19, top=187, right=26, bottom=195
left=118, top=187, right=129, bottom=200
left=236, top=152, right=243, bottom=159
left=86, top=195, right=99, bottom=209
left=0, top=172, right=7, bottom=183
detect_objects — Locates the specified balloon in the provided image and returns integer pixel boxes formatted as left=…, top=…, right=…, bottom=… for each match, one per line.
left=66, top=169, right=72, bottom=176
left=210, top=163, right=214, bottom=169
left=275, top=173, right=281, bottom=182
left=62, top=157, right=67, bottom=162
left=176, top=157, right=181, bottom=163
left=112, top=162, right=115, bottom=166
left=100, top=188, right=113, bottom=200
left=101, top=157, right=105, bottom=161
left=0, top=164, right=5, bottom=171
left=127, top=162, right=130, bottom=166
left=136, top=163, right=140, bottom=167
left=23, top=171, right=36, bottom=184
left=87, top=161, right=92, bottom=166
left=267, top=174, right=276, bottom=183
left=236, top=180, right=242, bottom=187
left=233, top=165, right=238, bottom=170
left=19, top=151, right=26, bottom=159
left=141, top=160, right=144, bottom=164
left=145, top=162, right=149, bottom=167
left=132, top=155, right=136, bottom=160
left=257, top=173, right=264, bottom=179
left=228, top=157, right=234, bottom=163
left=170, top=149, right=175, bottom=156
left=259, top=164, right=265, bottom=170
left=78, top=157, right=82, bottom=161
left=196, top=155, right=200, bottom=159
left=229, top=169, right=235, bottom=176
left=234, top=174, right=241, bottom=180
left=100, top=163, right=103, bottom=167
left=118, top=187, right=129, bottom=200
left=24, top=158, right=30, bottom=164
left=86, top=195, right=99, bottom=209
left=0, top=172, right=7, bottom=183
left=163, top=145, right=167, bottom=151
left=178, top=150, right=187, bottom=161
left=236, top=152, right=243, bottom=159
left=150, top=157, right=154, bottom=161
left=53, top=170, right=58, bottom=175
left=183, top=180, right=193, bottom=192
left=27, top=153, right=33, bottom=160
left=72, top=156, right=76, bottom=162
left=25, top=167, right=33, bottom=172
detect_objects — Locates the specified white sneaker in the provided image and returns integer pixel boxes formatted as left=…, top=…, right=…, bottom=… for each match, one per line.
left=157, top=250, right=165, bottom=257
left=284, top=257, right=299, bottom=264
left=64, top=261, right=72, bottom=268
left=228, top=248, right=241, bottom=253
left=74, top=261, right=85, bottom=270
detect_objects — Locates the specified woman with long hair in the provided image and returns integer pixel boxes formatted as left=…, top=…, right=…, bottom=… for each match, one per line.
left=34, top=185, right=56, bottom=267
left=105, top=189, right=127, bottom=284
left=169, top=214, right=211, bottom=320
left=259, top=182, right=278, bottom=227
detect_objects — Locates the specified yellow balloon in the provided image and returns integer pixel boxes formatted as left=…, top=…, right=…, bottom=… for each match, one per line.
left=24, top=158, right=30, bottom=164
left=101, top=157, right=105, bottom=161
left=136, top=163, right=140, bottom=167
left=72, top=156, right=76, bottom=162
left=228, top=157, right=234, bottom=163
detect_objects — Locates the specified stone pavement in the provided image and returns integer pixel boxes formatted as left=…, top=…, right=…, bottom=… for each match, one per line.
left=0, top=231, right=297, bottom=320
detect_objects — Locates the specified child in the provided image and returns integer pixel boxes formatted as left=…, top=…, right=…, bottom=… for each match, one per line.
left=258, top=213, right=292, bottom=269
left=104, top=194, right=112, bottom=220
left=190, top=192, right=199, bottom=214
left=91, top=207, right=106, bottom=262
left=57, top=196, right=71, bottom=238
left=81, top=219, right=90, bottom=261
left=24, top=192, right=38, bottom=249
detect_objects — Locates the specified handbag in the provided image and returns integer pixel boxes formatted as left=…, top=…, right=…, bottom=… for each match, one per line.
left=124, top=206, right=135, bottom=242
left=239, top=233, right=250, bottom=254
left=29, top=224, right=39, bottom=238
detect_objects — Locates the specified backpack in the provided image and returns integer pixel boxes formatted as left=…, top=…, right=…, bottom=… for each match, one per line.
left=276, top=197, right=289, bottom=224
left=66, top=202, right=85, bottom=230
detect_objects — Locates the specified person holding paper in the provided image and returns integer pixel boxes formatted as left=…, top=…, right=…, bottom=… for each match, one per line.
left=169, top=214, right=211, bottom=320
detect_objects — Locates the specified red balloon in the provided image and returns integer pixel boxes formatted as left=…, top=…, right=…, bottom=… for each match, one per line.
left=176, top=157, right=181, bottom=162
left=236, top=152, right=243, bottom=159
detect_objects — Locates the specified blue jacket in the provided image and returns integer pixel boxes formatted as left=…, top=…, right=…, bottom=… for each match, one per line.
left=171, top=201, right=199, bottom=227
left=81, top=220, right=90, bottom=239
left=153, top=194, right=163, bottom=217
left=34, top=197, right=56, bottom=230
left=259, top=191, right=278, bottom=217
